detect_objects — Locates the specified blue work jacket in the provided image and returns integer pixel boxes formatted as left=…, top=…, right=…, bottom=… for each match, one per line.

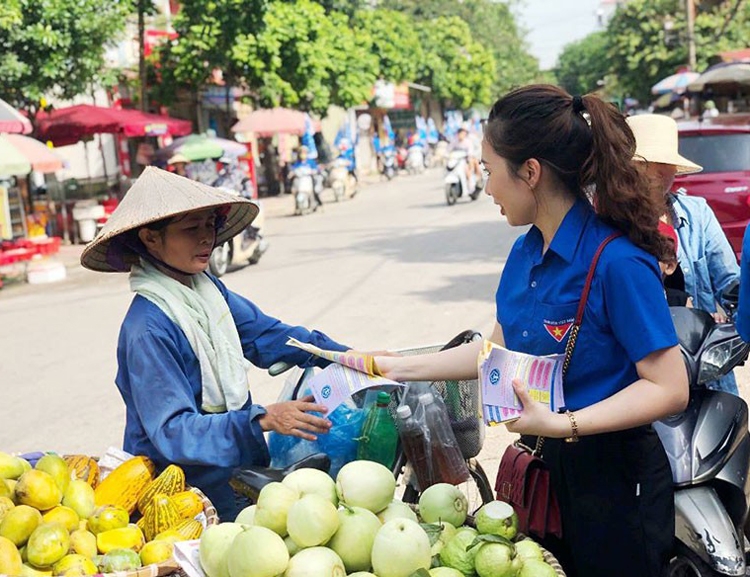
left=115, top=274, right=348, bottom=520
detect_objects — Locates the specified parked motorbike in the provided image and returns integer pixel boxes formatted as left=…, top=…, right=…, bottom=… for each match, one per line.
left=380, top=148, right=397, bottom=181
left=654, top=282, right=750, bottom=577
left=291, top=164, right=321, bottom=215
left=326, top=157, right=357, bottom=202
left=406, top=143, right=426, bottom=175
left=444, top=150, right=481, bottom=205
left=209, top=188, right=268, bottom=277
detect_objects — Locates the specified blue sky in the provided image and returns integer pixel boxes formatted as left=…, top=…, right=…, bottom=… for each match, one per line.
left=515, top=0, right=604, bottom=70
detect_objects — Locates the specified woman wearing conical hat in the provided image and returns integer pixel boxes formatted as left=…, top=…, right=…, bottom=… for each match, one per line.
left=627, top=114, right=740, bottom=395
left=81, top=167, right=350, bottom=520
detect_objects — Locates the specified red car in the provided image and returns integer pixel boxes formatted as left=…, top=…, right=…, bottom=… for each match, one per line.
left=674, top=113, right=750, bottom=262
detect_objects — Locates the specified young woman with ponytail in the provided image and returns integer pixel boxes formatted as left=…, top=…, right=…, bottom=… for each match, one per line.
left=374, top=85, right=688, bottom=577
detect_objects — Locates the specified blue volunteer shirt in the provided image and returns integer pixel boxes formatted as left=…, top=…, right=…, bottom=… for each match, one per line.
left=115, top=274, right=348, bottom=520
left=496, top=198, right=678, bottom=411
left=736, top=222, right=750, bottom=342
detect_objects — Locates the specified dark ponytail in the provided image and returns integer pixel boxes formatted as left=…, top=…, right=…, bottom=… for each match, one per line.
left=485, top=84, right=674, bottom=263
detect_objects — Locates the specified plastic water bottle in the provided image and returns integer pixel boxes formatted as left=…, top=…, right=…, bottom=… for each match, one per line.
left=357, top=391, right=398, bottom=469
left=419, top=392, right=470, bottom=485
left=396, top=405, right=434, bottom=491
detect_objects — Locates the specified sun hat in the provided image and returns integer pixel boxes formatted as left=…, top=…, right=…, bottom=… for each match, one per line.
left=626, top=114, right=702, bottom=175
left=80, top=166, right=259, bottom=273
left=167, top=153, right=190, bottom=165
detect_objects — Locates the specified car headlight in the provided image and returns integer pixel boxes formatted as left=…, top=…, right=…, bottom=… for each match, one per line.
left=697, top=337, right=750, bottom=384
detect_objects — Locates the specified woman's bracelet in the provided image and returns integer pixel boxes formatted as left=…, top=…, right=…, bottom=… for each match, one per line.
left=565, top=410, right=579, bottom=443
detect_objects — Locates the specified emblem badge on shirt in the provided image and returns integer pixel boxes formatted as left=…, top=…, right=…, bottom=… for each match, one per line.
left=543, top=318, right=574, bottom=343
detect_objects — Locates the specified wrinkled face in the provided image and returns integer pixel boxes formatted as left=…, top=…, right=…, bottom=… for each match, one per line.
left=481, top=139, right=536, bottom=226
left=139, top=208, right=217, bottom=275
left=646, top=162, right=678, bottom=195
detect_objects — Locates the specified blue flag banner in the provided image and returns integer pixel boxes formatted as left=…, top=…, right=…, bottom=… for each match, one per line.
left=301, top=113, right=318, bottom=159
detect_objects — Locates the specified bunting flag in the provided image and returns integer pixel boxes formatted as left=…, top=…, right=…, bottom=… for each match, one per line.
left=301, top=113, right=318, bottom=159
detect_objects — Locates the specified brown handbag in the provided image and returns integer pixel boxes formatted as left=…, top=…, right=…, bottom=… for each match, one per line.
left=493, top=232, right=622, bottom=541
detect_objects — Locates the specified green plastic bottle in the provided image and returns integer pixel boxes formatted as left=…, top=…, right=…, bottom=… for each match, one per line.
left=357, top=391, right=399, bottom=469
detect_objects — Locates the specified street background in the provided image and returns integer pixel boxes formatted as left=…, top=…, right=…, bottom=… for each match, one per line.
left=2, top=169, right=750, bottom=486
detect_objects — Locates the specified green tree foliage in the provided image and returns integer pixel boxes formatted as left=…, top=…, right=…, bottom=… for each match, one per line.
left=233, top=0, right=376, bottom=114
left=0, top=0, right=133, bottom=119
left=155, top=0, right=267, bottom=96
left=380, top=0, right=540, bottom=97
left=555, top=31, right=610, bottom=95
left=309, top=0, right=369, bottom=19
left=416, top=16, right=495, bottom=109
left=354, top=9, right=422, bottom=83
left=607, top=0, right=750, bottom=103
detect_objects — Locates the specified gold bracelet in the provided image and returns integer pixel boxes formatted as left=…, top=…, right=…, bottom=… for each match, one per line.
left=565, top=410, right=579, bottom=443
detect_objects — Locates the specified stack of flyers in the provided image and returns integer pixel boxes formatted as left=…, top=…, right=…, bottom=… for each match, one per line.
left=478, top=340, right=566, bottom=425
left=306, top=364, right=406, bottom=412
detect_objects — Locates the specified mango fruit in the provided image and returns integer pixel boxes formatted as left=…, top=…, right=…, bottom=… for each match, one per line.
left=15, top=470, right=62, bottom=511
left=0, top=496, right=15, bottom=523
left=100, top=548, right=142, bottom=572
left=87, top=506, right=129, bottom=535
left=0, top=535, right=22, bottom=576
left=68, top=529, right=97, bottom=558
left=42, top=506, right=79, bottom=533
left=52, top=553, right=98, bottom=576
left=0, top=504, right=43, bottom=547
left=96, top=524, right=145, bottom=554
left=140, top=539, right=173, bottom=565
left=0, top=453, right=25, bottom=480
left=0, top=480, right=11, bottom=500
left=26, top=523, right=70, bottom=568
left=62, top=481, right=96, bottom=520
left=152, top=528, right=183, bottom=544
left=35, top=455, right=71, bottom=495
left=20, top=562, right=53, bottom=576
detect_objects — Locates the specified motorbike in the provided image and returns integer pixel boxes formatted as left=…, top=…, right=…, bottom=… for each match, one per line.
left=209, top=187, right=268, bottom=278
left=444, top=150, right=482, bottom=205
left=654, top=282, right=750, bottom=576
left=406, top=143, right=426, bottom=175
left=326, top=157, right=357, bottom=202
left=291, top=164, right=321, bottom=215
left=380, top=148, right=397, bottom=181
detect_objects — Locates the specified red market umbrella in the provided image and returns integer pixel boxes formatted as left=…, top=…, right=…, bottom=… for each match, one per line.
left=231, top=108, right=321, bottom=137
left=36, top=104, right=192, bottom=146
left=3, top=134, right=65, bottom=173
left=0, top=98, right=32, bottom=134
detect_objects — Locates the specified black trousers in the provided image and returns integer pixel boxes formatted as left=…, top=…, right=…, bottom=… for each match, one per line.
left=522, top=426, right=674, bottom=577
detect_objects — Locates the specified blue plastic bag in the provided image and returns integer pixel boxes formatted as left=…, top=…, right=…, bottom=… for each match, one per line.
left=267, top=373, right=366, bottom=479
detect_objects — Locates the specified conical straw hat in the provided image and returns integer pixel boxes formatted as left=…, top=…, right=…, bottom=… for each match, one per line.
left=626, top=114, right=702, bottom=175
left=80, top=166, right=259, bottom=272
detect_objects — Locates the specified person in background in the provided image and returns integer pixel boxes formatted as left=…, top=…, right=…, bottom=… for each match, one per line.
left=627, top=114, right=740, bottom=394
left=290, top=145, right=324, bottom=208
left=167, top=153, right=191, bottom=177
left=702, top=99, right=720, bottom=119
left=448, top=127, right=482, bottom=186
left=79, top=167, right=355, bottom=521
left=374, top=85, right=688, bottom=577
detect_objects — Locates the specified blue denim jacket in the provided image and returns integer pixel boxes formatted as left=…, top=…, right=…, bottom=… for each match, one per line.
left=672, top=193, right=740, bottom=393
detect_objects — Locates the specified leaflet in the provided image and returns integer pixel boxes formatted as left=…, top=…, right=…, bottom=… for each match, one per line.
left=306, top=364, right=405, bottom=412
left=478, top=340, right=565, bottom=425
left=286, top=337, right=380, bottom=375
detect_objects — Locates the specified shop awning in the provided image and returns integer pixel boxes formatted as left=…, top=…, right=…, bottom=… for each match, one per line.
left=4, top=134, right=65, bottom=173
left=688, top=62, right=750, bottom=93
left=231, top=108, right=321, bottom=137
left=0, top=136, right=32, bottom=175
left=36, top=104, right=193, bottom=146
left=0, top=98, right=32, bottom=135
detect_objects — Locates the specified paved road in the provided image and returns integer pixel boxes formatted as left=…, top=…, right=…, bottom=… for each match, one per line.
left=2, top=168, right=749, bottom=488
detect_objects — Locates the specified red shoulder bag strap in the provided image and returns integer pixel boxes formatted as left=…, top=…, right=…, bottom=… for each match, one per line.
left=562, top=231, right=624, bottom=375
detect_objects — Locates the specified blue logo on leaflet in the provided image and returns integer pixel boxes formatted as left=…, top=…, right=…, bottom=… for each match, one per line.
left=321, top=385, right=331, bottom=399
left=489, top=369, right=500, bottom=385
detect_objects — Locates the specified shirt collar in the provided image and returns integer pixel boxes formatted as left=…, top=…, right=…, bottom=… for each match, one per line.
left=522, top=197, right=593, bottom=263
left=669, top=193, right=690, bottom=229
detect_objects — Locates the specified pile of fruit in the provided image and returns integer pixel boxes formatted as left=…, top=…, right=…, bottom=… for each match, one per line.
left=199, top=460, right=559, bottom=577
left=0, top=451, right=206, bottom=577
